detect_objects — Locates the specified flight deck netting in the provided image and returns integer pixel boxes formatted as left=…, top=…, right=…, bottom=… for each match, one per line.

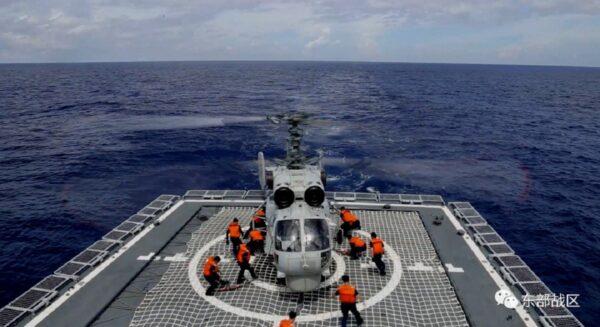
left=129, top=208, right=468, bottom=326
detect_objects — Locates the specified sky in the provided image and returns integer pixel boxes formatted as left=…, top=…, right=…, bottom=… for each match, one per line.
left=1, top=0, right=600, bottom=66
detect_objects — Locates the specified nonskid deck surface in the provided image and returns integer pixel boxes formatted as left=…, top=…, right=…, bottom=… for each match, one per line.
left=129, top=207, right=468, bottom=327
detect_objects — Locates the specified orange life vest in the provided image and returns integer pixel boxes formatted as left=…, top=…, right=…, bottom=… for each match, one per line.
left=203, top=256, right=219, bottom=277
left=256, top=208, right=265, bottom=216
left=236, top=244, right=250, bottom=263
left=249, top=229, right=264, bottom=241
left=279, top=319, right=294, bottom=327
left=337, top=284, right=357, bottom=304
left=371, top=237, right=384, bottom=255
left=228, top=222, right=242, bottom=238
left=350, top=236, right=365, bottom=248
left=341, top=210, right=357, bottom=223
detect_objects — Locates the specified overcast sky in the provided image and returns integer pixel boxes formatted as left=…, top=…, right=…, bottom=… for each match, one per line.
left=1, top=0, right=599, bottom=66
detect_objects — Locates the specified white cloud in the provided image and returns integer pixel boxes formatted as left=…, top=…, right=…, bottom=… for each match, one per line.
left=0, top=0, right=599, bottom=65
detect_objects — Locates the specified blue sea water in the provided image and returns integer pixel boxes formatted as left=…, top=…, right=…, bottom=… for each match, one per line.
left=0, top=62, right=598, bottom=324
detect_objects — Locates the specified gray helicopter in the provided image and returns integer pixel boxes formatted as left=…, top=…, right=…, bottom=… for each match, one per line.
left=256, top=113, right=333, bottom=292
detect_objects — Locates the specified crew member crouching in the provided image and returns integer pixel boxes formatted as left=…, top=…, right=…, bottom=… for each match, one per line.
left=203, top=256, right=227, bottom=296
left=246, top=228, right=265, bottom=254
left=348, top=234, right=366, bottom=260
left=338, top=207, right=361, bottom=242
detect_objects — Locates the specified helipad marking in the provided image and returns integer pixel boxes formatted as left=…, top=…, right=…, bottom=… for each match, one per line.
left=137, top=252, right=156, bottom=261
left=164, top=253, right=188, bottom=262
left=188, top=232, right=402, bottom=323
left=407, top=262, right=434, bottom=271
left=445, top=263, right=464, bottom=273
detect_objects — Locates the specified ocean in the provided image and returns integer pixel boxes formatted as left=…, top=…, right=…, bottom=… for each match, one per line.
left=0, top=61, right=598, bottom=324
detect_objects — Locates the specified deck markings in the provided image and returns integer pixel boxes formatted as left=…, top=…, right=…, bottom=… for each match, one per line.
left=187, top=231, right=402, bottom=324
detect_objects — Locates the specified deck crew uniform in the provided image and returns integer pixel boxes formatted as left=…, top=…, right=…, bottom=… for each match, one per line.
left=336, top=282, right=364, bottom=326
left=247, top=229, right=265, bottom=254
left=236, top=244, right=257, bottom=284
left=370, top=236, right=386, bottom=275
left=226, top=220, right=243, bottom=257
left=203, top=256, right=223, bottom=296
left=339, top=209, right=361, bottom=239
left=279, top=319, right=294, bottom=327
left=348, top=236, right=366, bottom=260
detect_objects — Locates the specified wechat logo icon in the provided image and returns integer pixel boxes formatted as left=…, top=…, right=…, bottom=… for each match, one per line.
left=495, top=289, right=519, bottom=309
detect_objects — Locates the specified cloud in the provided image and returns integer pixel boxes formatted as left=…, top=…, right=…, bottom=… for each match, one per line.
left=0, top=0, right=599, bottom=65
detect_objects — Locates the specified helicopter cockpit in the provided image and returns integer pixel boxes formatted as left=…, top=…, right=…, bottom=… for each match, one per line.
left=275, top=217, right=330, bottom=253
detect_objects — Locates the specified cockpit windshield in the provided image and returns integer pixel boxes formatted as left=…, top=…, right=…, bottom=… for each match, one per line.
left=304, top=219, right=330, bottom=251
left=275, top=219, right=302, bottom=252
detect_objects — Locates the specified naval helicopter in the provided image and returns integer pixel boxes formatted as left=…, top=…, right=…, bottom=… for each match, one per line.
left=255, top=113, right=333, bottom=292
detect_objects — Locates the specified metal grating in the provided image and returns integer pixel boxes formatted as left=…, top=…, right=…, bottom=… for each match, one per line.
left=34, top=275, right=69, bottom=291
left=89, top=240, right=118, bottom=252
left=451, top=202, right=472, bottom=209
left=537, top=305, right=571, bottom=317
left=471, top=225, right=495, bottom=234
left=400, top=194, right=421, bottom=201
left=509, top=267, right=538, bottom=282
left=72, top=249, right=106, bottom=265
left=55, top=262, right=88, bottom=277
left=205, top=190, right=226, bottom=198
left=0, top=307, right=27, bottom=327
left=9, top=289, right=53, bottom=311
left=494, top=255, right=526, bottom=268
left=146, top=200, right=168, bottom=209
left=420, top=195, right=444, bottom=204
left=518, top=282, right=551, bottom=296
left=129, top=208, right=468, bottom=327
left=355, top=193, right=378, bottom=201
left=485, top=243, right=514, bottom=255
left=245, top=190, right=265, bottom=199
left=464, top=216, right=486, bottom=225
left=224, top=190, right=246, bottom=198
left=542, top=316, right=583, bottom=327
left=115, top=222, right=143, bottom=233
left=457, top=208, right=479, bottom=217
left=103, top=230, right=130, bottom=242
left=127, top=214, right=154, bottom=225
left=138, top=207, right=159, bottom=216
left=185, top=190, right=207, bottom=198
left=157, top=194, right=179, bottom=202
left=479, top=233, right=504, bottom=244
left=380, top=194, right=400, bottom=202
left=334, top=192, right=356, bottom=201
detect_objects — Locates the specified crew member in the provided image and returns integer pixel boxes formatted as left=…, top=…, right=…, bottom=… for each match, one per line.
left=279, top=311, right=297, bottom=327
left=370, top=232, right=386, bottom=276
left=335, top=275, right=364, bottom=327
left=236, top=243, right=258, bottom=284
left=203, top=255, right=226, bottom=296
left=348, top=234, right=366, bottom=260
left=339, top=207, right=361, bottom=239
left=246, top=228, right=265, bottom=254
left=226, top=218, right=243, bottom=257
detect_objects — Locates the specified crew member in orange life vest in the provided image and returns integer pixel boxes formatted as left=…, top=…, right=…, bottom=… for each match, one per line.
left=245, top=207, right=267, bottom=237
left=339, top=207, right=361, bottom=239
left=347, top=234, right=367, bottom=260
left=279, top=310, right=297, bottom=327
left=335, top=275, right=364, bottom=326
left=370, top=232, right=386, bottom=276
left=226, top=218, right=243, bottom=257
left=236, top=243, right=258, bottom=284
left=203, top=256, right=227, bottom=296
left=245, top=228, right=265, bottom=254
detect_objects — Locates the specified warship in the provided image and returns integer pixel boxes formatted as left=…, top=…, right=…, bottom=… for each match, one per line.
left=0, top=113, right=583, bottom=327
